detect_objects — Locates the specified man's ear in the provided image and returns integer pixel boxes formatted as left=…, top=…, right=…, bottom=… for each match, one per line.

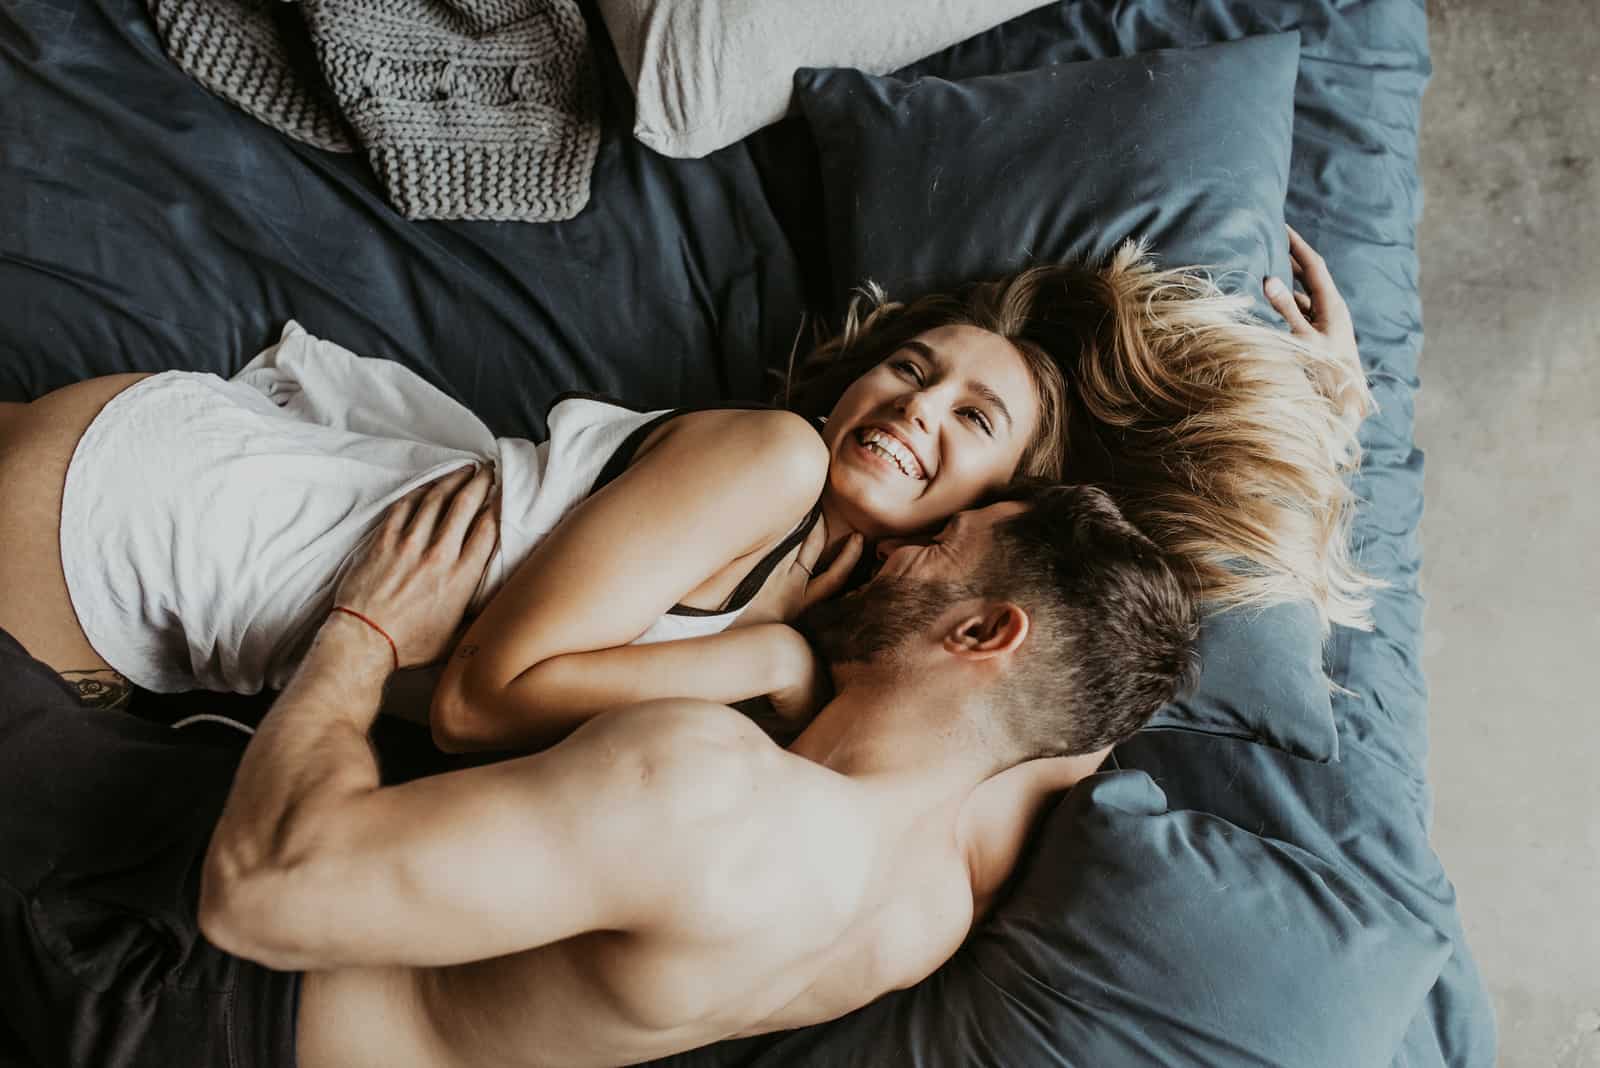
left=943, top=602, right=1029, bottom=661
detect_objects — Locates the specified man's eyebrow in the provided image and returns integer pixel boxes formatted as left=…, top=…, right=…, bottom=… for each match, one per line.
left=902, top=339, right=1015, bottom=431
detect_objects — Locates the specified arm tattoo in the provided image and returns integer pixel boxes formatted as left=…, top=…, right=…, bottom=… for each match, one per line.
left=59, top=668, right=134, bottom=710
left=455, top=644, right=480, bottom=659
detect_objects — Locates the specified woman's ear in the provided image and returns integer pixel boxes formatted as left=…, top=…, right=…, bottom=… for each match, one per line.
left=944, top=602, right=1029, bottom=660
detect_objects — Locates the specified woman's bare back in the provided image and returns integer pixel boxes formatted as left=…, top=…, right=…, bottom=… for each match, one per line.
left=0, top=373, right=150, bottom=704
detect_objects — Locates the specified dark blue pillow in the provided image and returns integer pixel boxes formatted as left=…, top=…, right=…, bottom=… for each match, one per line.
left=794, top=32, right=1299, bottom=320
left=1145, top=599, right=1338, bottom=762
left=794, top=33, right=1341, bottom=762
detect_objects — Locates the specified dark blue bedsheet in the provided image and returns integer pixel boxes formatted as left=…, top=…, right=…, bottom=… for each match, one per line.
left=0, top=0, right=804, bottom=429
left=683, top=2, right=1495, bottom=1064
left=0, top=0, right=1491, bottom=1064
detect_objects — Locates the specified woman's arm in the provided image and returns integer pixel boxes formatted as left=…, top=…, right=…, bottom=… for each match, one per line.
left=200, top=473, right=772, bottom=971
left=431, top=408, right=829, bottom=753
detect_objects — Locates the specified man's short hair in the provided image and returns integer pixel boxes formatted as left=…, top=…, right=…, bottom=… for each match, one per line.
left=977, top=481, right=1200, bottom=759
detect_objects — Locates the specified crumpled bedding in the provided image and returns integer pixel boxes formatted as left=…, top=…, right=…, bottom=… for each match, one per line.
left=0, top=0, right=1493, bottom=1063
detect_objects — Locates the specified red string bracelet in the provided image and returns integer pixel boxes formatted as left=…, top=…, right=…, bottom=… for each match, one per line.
left=329, top=606, right=399, bottom=672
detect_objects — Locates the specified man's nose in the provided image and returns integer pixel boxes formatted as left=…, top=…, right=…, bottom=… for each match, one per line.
left=876, top=538, right=908, bottom=562
left=876, top=537, right=928, bottom=562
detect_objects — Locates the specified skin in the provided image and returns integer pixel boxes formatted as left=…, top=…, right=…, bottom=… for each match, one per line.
left=816, top=323, right=1042, bottom=540
left=0, top=373, right=155, bottom=700
left=1264, top=224, right=1366, bottom=432
left=200, top=473, right=1109, bottom=1068
left=429, top=323, right=1044, bottom=752
left=0, top=326, right=1042, bottom=752
left=0, top=226, right=1355, bottom=736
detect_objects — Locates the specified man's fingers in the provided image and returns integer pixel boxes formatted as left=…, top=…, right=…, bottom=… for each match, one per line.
left=405, top=464, right=477, bottom=544
left=462, top=496, right=500, bottom=575
left=804, top=533, right=863, bottom=607
left=1295, top=290, right=1313, bottom=312
left=438, top=466, right=494, bottom=552
left=381, top=478, right=435, bottom=544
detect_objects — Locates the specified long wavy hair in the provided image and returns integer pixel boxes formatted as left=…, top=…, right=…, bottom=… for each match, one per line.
left=782, top=241, right=1377, bottom=633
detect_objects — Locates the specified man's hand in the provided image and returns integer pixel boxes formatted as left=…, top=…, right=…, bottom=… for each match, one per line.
left=335, top=465, right=499, bottom=669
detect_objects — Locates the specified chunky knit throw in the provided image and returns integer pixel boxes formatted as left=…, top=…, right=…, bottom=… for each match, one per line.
left=146, top=0, right=601, bottom=222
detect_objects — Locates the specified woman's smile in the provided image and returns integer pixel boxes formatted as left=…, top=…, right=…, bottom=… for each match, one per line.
left=818, top=323, right=1043, bottom=538
left=847, top=426, right=929, bottom=482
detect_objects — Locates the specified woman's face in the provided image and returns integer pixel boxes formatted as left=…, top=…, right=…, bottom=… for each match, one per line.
left=821, top=324, right=1042, bottom=538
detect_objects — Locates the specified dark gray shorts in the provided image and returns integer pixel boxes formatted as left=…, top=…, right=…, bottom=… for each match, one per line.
left=0, top=628, right=299, bottom=1068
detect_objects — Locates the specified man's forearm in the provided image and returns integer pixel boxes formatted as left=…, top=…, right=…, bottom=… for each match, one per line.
left=434, top=622, right=805, bottom=752
left=199, top=613, right=392, bottom=969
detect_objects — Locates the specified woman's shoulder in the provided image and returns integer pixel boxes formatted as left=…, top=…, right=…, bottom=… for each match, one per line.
left=650, top=407, right=828, bottom=483
left=629, top=408, right=826, bottom=548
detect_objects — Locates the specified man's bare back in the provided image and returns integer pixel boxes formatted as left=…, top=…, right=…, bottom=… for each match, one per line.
left=291, top=698, right=1065, bottom=1068
left=199, top=471, right=1190, bottom=1068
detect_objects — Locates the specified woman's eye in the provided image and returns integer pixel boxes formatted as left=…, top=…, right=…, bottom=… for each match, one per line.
left=891, top=359, right=924, bottom=383
left=962, top=408, right=994, bottom=435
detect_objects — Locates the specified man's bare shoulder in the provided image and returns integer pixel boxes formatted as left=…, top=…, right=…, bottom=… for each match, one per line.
left=569, top=701, right=873, bottom=940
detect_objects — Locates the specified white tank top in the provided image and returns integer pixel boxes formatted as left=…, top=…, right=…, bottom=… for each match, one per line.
left=59, top=322, right=815, bottom=694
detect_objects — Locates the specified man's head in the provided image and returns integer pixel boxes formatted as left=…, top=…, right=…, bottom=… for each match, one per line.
left=802, top=482, right=1200, bottom=761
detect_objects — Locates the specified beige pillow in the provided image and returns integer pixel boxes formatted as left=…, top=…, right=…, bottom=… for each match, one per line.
left=595, top=0, right=1052, bottom=158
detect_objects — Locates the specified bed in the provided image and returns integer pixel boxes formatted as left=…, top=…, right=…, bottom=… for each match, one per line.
left=0, top=0, right=1496, bottom=1064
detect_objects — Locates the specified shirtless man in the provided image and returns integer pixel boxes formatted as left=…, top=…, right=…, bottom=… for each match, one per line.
left=0, top=469, right=1197, bottom=1068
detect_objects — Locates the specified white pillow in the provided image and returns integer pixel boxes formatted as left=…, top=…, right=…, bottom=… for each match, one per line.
left=595, top=0, right=1052, bottom=158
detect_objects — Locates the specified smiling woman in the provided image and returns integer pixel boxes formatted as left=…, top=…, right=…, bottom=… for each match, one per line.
left=785, top=239, right=1377, bottom=633
left=819, top=323, right=1050, bottom=539
left=0, top=238, right=1366, bottom=757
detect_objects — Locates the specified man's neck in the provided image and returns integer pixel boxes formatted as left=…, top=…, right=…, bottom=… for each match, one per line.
left=787, top=676, right=995, bottom=798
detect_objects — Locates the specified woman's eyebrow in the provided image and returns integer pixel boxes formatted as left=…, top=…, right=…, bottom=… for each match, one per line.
left=903, top=339, right=1015, bottom=431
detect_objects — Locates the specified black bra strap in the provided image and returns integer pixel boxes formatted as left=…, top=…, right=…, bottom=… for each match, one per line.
left=571, top=398, right=828, bottom=619
left=710, top=505, right=824, bottom=615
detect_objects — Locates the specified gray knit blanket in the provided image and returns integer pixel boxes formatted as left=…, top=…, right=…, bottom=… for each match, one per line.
left=146, top=0, right=602, bottom=222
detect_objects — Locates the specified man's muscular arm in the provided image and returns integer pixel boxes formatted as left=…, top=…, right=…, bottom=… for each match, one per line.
left=200, top=466, right=769, bottom=973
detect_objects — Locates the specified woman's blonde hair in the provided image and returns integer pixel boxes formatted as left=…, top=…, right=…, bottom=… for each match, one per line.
left=783, top=241, right=1378, bottom=633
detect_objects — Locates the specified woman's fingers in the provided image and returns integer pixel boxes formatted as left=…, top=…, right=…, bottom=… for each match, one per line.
left=1286, top=223, right=1317, bottom=262
left=795, top=514, right=829, bottom=577
left=1285, top=225, right=1349, bottom=326
left=1264, top=276, right=1312, bottom=334
left=803, top=533, right=863, bottom=608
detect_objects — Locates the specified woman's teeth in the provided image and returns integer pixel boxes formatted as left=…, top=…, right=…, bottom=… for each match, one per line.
left=856, top=428, right=926, bottom=479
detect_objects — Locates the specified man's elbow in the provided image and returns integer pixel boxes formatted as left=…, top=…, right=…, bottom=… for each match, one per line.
left=198, top=849, right=325, bottom=972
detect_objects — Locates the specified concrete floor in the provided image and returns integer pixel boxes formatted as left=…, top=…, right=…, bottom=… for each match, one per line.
left=1416, top=1, right=1599, bottom=1065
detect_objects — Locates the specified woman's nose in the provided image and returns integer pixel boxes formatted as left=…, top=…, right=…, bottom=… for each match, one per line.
left=894, top=390, right=933, bottom=433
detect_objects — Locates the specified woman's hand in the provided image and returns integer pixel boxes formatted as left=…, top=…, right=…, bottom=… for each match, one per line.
left=763, top=624, right=832, bottom=732
left=334, top=465, right=499, bottom=669
left=743, top=517, right=864, bottom=626
left=1264, top=225, right=1369, bottom=430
